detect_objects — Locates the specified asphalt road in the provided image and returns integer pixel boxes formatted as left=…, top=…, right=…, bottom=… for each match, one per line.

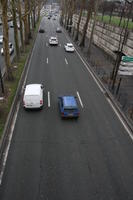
left=0, top=16, right=133, bottom=200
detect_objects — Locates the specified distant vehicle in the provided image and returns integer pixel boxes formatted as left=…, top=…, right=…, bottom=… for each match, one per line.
left=39, top=28, right=45, bottom=33
left=58, top=96, right=79, bottom=118
left=48, top=16, right=51, bottom=19
left=64, top=43, right=75, bottom=52
left=53, top=17, right=56, bottom=20
left=23, top=84, right=44, bottom=110
left=56, top=27, right=62, bottom=33
left=9, top=21, right=14, bottom=28
left=0, top=35, right=3, bottom=44
left=49, top=36, right=58, bottom=45
left=1, top=42, right=14, bottom=55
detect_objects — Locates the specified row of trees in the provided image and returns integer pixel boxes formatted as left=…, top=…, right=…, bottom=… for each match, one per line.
left=60, top=0, right=133, bottom=90
left=60, top=0, right=99, bottom=51
left=0, top=0, right=44, bottom=81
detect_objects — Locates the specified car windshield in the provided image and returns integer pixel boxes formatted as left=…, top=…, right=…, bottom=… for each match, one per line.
left=68, top=44, right=73, bottom=47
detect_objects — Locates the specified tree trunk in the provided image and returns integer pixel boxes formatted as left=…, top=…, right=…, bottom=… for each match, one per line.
left=17, top=0, right=24, bottom=51
left=12, top=0, right=20, bottom=60
left=79, top=0, right=95, bottom=47
left=74, top=7, right=83, bottom=41
left=24, top=0, right=29, bottom=44
left=1, top=0, right=13, bottom=80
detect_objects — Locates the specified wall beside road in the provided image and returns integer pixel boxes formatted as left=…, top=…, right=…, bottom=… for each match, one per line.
left=73, top=15, right=133, bottom=59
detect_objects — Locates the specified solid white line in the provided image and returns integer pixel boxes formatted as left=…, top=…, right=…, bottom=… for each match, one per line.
left=47, top=57, right=48, bottom=64
left=0, top=102, right=20, bottom=185
left=46, top=42, right=48, bottom=47
left=107, top=98, right=133, bottom=141
left=0, top=30, right=38, bottom=185
left=62, top=29, right=133, bottom=140
left=77, top=91, right=84, bottom=108
left=65, top=58, right=68, bottom=65
left=62, top=30, right=104, bottom=93
left=48, top=91, right=50, bottom=107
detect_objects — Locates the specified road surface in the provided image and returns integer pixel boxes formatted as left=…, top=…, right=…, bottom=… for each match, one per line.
left=0, top=15, right=133, bottom=200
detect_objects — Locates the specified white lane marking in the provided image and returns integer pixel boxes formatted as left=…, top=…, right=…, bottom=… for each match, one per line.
left=47, top=57, right=48, bottom=64
left=77, top=91, right=84, bottom=108
left=62, top=30, right=104, bottom=93
left=46, top=42, right=48, bottom=47
left=65, top=58, right=68, bottom=65
left=0, top=30, right=39, bottom=185
left=0, top=102, right=20, bottom=185
left=63, top=29, right=133, bottom=140
left=59, top=44, right=61, bottom=47
left=48, top=91, right=50, bottom=107
left=107, top=98, right=133, bottom=141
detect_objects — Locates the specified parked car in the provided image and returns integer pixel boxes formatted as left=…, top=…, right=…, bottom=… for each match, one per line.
left=64, top=43, right=75, bottom=52
left=39, top=28, right=45, bottom=33
left=0, top=35, right=3, bottom=44
left=23, top=84, right=44, bottom=109
left=49, top=36, right=58, bottom=45
left=1, top=42, right=14, bottom=55
left=56, top=27, right=62, bottom=33
left=58, top=96, right=79, bottom=118
left=9, top=21, right=14, bottom=28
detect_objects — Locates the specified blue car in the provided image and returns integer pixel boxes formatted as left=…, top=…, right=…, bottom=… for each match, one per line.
left=58, top=96, right=79, bottom=118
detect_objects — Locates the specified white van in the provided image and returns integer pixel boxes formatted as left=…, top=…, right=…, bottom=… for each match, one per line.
left=23, top=84, right=44, bottom=109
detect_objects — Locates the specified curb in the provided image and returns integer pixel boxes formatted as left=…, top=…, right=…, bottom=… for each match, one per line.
left=0, top=24, right=40, bottom=174
left=63, top=27, right=133, bottom=134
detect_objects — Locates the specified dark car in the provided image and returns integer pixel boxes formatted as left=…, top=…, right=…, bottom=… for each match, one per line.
left=58, top=96, right=79, bottom=118
left=39, top=28, right=45, bottom=33
left=56, top=27, right=62, bottom=33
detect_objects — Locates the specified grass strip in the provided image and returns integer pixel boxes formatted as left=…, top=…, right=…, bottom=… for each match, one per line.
left=0, top=18, right=41, bottom=138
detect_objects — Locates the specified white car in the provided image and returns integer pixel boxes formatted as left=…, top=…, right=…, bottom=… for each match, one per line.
left=0, top=35, right=3, bottom=44
left=1, top=42, right=14, bottom=55
left=64, top=43, right=75, bottom=52
left=23, top=84, right=44, bottom=109
left=49, top=37, right=58, bottom=45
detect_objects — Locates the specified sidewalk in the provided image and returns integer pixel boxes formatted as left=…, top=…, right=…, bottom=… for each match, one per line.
left=69, top=31, right=133, bottom=124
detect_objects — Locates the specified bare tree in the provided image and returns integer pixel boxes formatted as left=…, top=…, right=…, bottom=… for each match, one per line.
left=79, top=0, right=95, bottom=47
left=11, top=0, right=20, bottom=60
left=17, top=0, right=24, bottom=51
left=74, top=0, right=85, bottom=41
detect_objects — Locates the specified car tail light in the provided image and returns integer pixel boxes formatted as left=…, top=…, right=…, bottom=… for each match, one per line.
left=40, top=100, right=43, bottom=105
left=61, top=112, right=64, bottom=116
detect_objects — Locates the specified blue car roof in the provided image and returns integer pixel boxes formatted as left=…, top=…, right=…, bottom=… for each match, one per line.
left=62, top=96, right=78, bottom=108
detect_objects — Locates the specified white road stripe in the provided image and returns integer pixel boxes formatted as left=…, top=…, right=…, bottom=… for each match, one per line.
left=48, top=91, right=50, bottom=107
left=47, top=57, right=48, bottom=64
left=107, top=98, right=133, bottom=141
left=65, top=58, right=68, bottom=65
left=46, top=42, right=48, bottom=47
left=0, top=102, right=20, bottom=185
left=62, top=29, right=133, bottom=141
left=77, top=91, right=84, bottom=108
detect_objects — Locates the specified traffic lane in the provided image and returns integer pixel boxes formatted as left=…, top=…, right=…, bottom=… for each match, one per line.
left=34, top=35, right=133, bottom=199
left=56, top=31, right=133, bottom=197
left=30, top=18, right=131, bottom=199
left=0, top=19, right=133, bottom=200
left=46, top=22, right=133, bottom=197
